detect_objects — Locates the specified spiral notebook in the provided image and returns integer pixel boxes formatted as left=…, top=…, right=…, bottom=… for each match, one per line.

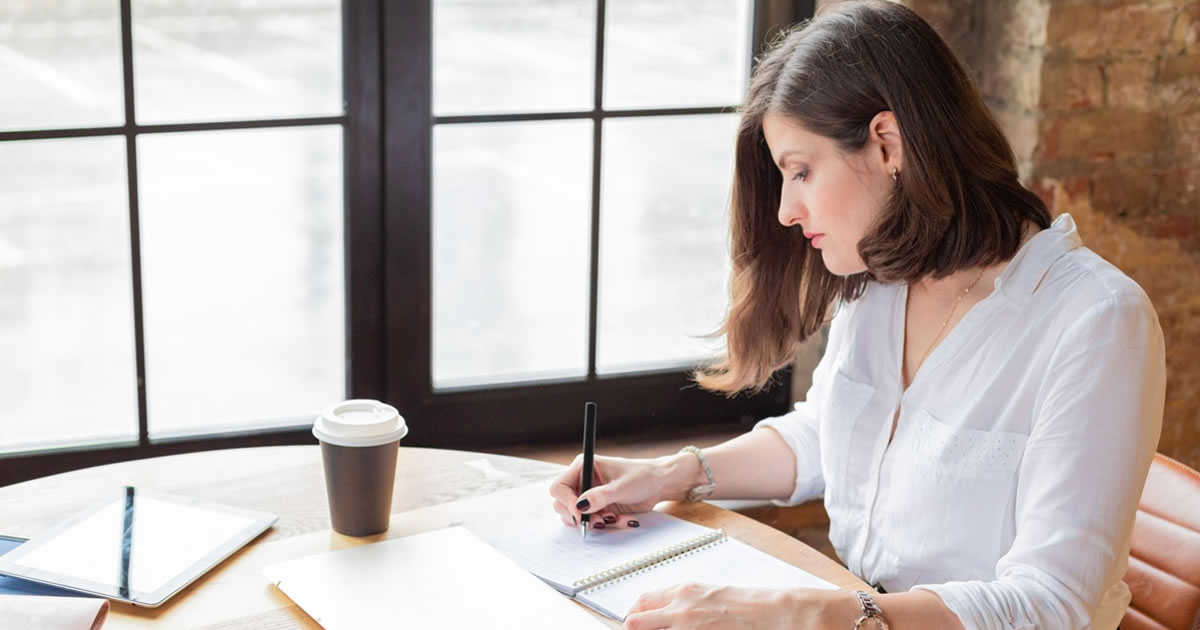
left=486, top=511, right=837, bottom=621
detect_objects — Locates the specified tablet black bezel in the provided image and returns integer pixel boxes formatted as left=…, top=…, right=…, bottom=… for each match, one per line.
left=0, top=487, right=277, bottom=607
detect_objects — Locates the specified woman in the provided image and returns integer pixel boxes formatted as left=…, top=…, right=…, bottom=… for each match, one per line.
left=549, top=2, right=1165, bottom=629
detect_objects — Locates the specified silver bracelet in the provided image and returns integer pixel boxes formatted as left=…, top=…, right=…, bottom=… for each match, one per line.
left=853, top=590, right=890, bottom=630
left=679, top=445, right=716, bottom=502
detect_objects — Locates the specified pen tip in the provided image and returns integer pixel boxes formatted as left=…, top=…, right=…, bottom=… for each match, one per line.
left=580, top=524, right=587, bottom=539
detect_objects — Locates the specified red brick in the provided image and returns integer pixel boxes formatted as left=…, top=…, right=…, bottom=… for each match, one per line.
left=1128, top=213, right=1200, bottom=256
left=1063, top=174, right=1091, bottom=198
left=1168, top=109, right=1200, bottom=161
left=1041, top=59, right=1104, bottom=111
left=1106, top=58, right=1159, bottom=110
left=1042, top=111, right=1162, bottom=161
left=1160, top=53, right=1200, bottom=109
left=1151, top=214, right=1200, bottom=240
left=1158, top=165, right=1200, bottom=210
left=1028, top=174, right=1092, bottom=214
left=1037, top=116, right=1066, bottom=161
left=1169, top=2, right=1200, bottom=55
left=1091, top=166, right=1160, bottom=217
left=1047, top=3, right=1176, bottom=59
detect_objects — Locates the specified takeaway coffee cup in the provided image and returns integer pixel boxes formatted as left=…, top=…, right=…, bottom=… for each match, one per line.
left=312, top=399, right=408, bottom=536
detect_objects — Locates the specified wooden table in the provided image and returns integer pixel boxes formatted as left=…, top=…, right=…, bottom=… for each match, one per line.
left=0, top=446, right=869, bottom=628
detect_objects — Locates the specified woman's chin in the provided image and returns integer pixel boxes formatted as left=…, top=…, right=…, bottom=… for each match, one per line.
left=819, top=251, right=867, bottom=277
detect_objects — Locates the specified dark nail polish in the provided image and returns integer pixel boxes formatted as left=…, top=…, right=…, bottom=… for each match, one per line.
left=576, top=498, right=590, bottom=511
left=572, top=515, right=577, bottom=526
left=593, top=522, right=606, bottom=529
left=627, top=520, right=640, bottom=528
left=604, top=515, right=617, bottom=524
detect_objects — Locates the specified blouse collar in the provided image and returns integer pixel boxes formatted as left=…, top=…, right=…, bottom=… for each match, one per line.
left=992, top=212, right=1083, bottom=305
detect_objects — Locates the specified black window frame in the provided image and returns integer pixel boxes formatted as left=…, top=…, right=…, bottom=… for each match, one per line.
left=0, top=0, right=814, bottom=485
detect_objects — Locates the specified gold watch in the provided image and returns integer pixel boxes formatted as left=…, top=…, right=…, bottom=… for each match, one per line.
left=853, top=591, right=890, bottom=630
left=678, top=445, right=715, bottom=502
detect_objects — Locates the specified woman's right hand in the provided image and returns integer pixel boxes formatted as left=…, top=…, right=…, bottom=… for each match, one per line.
left=548, top=453, right=696, bottom=531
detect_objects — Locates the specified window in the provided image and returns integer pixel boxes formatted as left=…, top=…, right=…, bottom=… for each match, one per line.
left=430, top=1, right=750, bottom=387
left=1, top=0, right=347, bottom=461
left=383, top=0, right=808, bottom=448
left=1, top=0, right=812, bottom=482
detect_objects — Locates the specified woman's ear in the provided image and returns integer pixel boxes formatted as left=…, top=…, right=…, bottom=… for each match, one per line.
left=868, top=111, right=904, bottom=177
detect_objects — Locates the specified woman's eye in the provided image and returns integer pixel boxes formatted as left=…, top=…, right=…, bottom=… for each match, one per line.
left=791, top=169, right=808, bottom=182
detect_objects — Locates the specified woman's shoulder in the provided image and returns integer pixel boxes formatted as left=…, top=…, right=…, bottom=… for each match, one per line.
left=1036, top=245, right=1158, bottom=326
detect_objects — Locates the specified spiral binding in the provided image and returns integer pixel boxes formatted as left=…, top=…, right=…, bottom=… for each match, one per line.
left=573, top=529, right=727, bottom=592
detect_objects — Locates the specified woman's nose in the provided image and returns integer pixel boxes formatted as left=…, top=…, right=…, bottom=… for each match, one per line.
left=777, top=197, right=805, bottom=227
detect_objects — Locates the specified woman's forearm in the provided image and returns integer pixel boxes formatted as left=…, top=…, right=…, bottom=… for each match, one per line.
left=873, top=591, right=966, bottom=629
left=659, top=427, right=799, bottom=502
left=784, top=589, right=967, bottom=629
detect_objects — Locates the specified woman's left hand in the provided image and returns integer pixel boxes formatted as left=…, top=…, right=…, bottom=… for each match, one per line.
left=622, top=584, right=858, bottom=630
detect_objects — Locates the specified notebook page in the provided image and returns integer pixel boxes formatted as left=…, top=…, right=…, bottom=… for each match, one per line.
left=263, top=527, right=606, bottom=629
left=577, top=536, right=838, bottom=621
left=486, top=511, right=714, bottom=595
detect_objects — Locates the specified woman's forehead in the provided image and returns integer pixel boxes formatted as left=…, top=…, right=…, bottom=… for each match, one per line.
left=762, top=115, right=828, bottom=157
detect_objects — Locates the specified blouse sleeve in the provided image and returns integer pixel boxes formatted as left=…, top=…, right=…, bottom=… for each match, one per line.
left=752, top=300, right=852, bottom=506
left=913, top=296, right=1166, bottom=630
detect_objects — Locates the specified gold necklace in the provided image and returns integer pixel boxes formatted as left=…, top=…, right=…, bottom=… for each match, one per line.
left=907, top=268, right=986, bottom=378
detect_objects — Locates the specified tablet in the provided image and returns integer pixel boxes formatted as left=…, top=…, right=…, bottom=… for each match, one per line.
left=0, top=487, right=277, bottom=607
left=0, top=536, right=85, bottom=597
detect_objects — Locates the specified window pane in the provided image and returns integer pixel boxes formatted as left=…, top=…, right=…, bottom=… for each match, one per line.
left=138, top=126, right=344, bottom=437
left=597, top=115, right=736, bottom=373
left=0, top=137, right=137, bottom=452
left=604, top=0, right=750, bottom=110
left=433, top=0, right=595, bottom=116
left=433, top=121, right=592, bottom=388
left=0, top=3, right=124, bottom=131
left=133, top=0, right=341, bottom=124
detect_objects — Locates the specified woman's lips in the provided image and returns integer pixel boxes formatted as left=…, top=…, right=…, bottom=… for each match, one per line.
left=805, top=232, right=825, bottom=247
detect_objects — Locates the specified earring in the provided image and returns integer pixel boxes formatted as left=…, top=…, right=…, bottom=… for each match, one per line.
left=891, top=167, right=899, bottom=181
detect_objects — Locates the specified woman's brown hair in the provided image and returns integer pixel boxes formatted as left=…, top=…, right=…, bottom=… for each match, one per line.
left=696, top=0, right=1052, bottom=394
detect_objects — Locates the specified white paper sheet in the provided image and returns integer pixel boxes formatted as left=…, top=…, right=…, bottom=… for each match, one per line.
left=264, top=527, right=606, bottom=629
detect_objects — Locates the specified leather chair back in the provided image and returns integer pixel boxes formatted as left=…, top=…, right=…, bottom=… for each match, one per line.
left=1123, top=453, right=1200, bottom=630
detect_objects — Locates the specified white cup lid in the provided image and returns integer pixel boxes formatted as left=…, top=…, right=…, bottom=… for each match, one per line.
left=312, top=399, right=408, bottom=448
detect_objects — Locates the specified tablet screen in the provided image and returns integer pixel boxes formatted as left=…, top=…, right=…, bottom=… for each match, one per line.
left=0, top=487, right=277, bottom=606
left=0, top=536, right=84, bottom=597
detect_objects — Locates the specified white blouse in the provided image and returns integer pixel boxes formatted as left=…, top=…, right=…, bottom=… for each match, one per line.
left=756, top=213, right=1165, bottom=630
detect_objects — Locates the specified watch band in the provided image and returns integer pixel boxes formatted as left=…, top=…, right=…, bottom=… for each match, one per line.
left=678, top=445, right=716, bottom=502
left=853, top=590, right=890, bottom=630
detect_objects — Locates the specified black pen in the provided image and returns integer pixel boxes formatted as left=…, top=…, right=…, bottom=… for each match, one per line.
left=580, top=401, right=597, bottom=540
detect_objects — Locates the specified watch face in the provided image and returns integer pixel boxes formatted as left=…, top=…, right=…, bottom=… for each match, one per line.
left=853, top=616, right=889, bottom=630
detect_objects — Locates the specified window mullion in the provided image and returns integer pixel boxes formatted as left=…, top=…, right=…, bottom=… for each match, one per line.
left=118, top=0, right=149, bottom=448
left=344, top=0, right=386, bottom=400
left=381, top=0, right=434, bottom=412
left=586, top=0, right=608, bottom=379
